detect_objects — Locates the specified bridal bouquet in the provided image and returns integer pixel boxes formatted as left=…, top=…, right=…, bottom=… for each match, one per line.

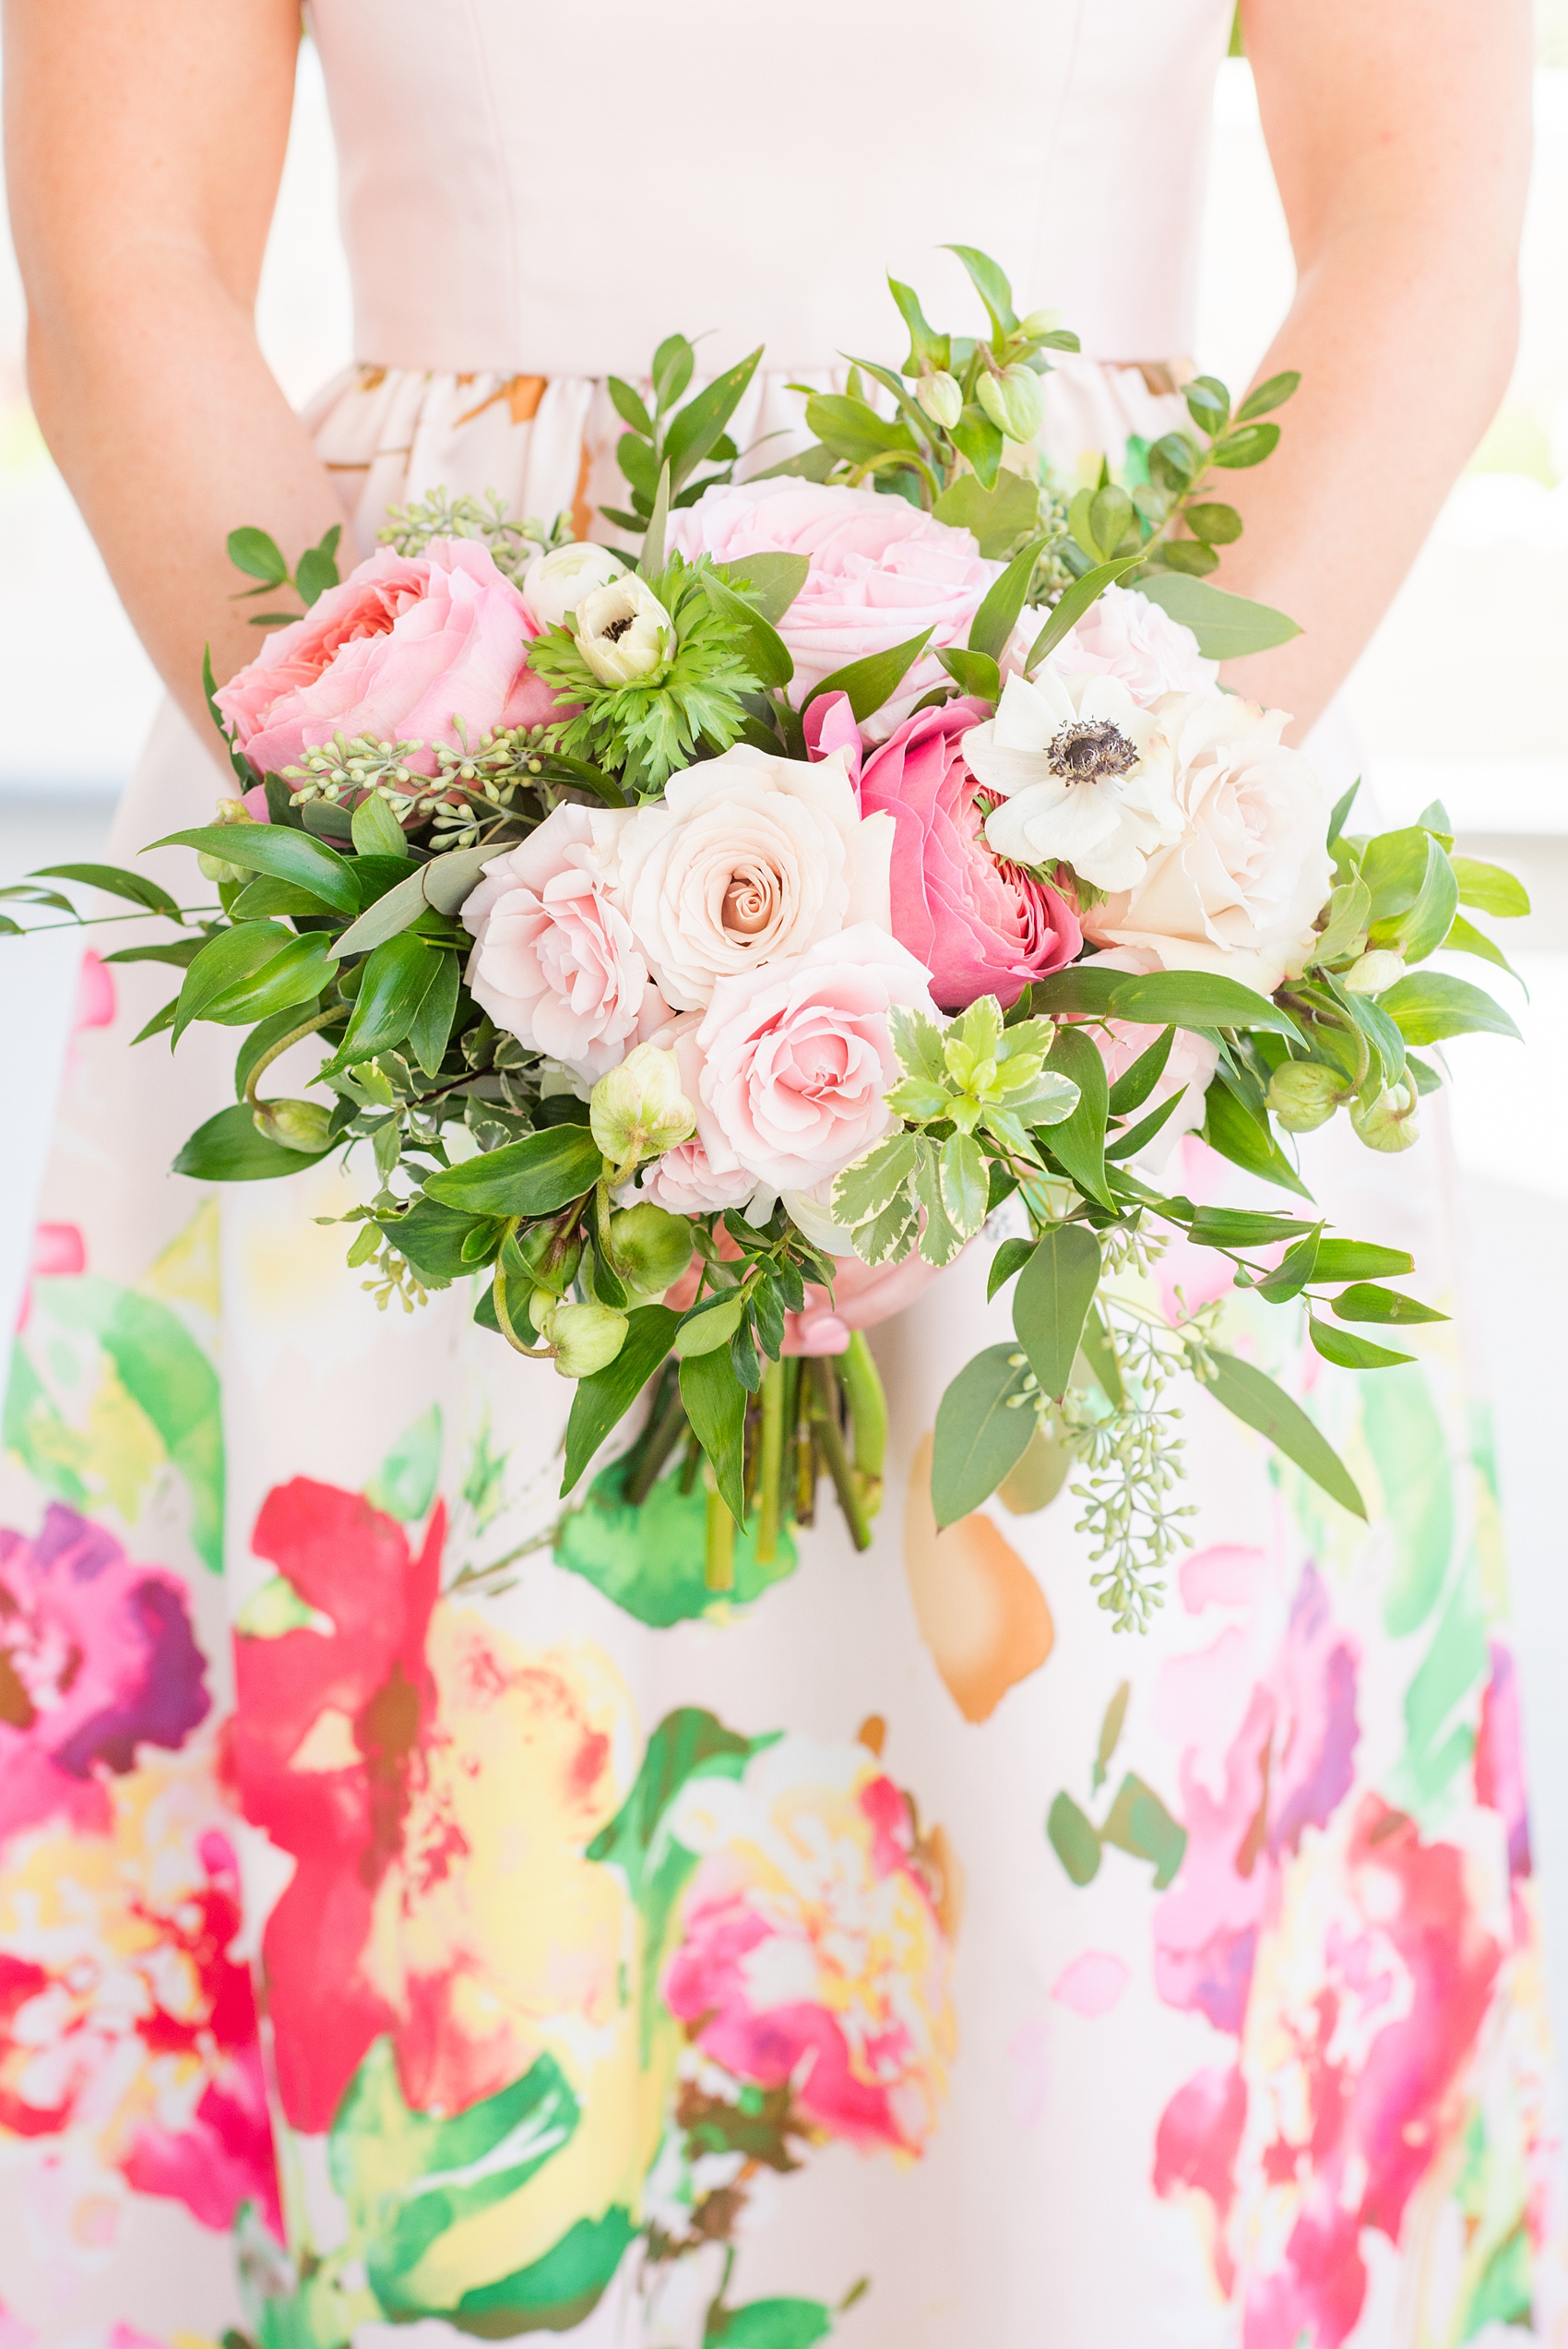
left=9, top=248, right=1526, bottom=1629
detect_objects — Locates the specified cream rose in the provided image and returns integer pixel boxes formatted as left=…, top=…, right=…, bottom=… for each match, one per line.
left=460, top=804, right=663, bottom=1081
left=1083, top=694, right=1332, bottom=995
left=692, top=924, right=937, bottom=1196
left=1047, top=583, right=1218, bottom=701
left=612, top=742, right=894, bottom=1011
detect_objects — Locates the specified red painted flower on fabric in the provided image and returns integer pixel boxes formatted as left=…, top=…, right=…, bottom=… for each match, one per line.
left=231, top=1478, right=444, bottom=2135
left=0, top=1505, right=210, bottom=1848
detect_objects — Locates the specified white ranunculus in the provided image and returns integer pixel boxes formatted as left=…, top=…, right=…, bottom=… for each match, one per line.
left=612, top=742, right=895, bottom=1011
left=575, top=574, right=672, bottom=685
left=1083, top=692, right=1332, bottom=996
left=521, top=540, right=627, bottom=631
left=967, top=668, right=1179, bottom=892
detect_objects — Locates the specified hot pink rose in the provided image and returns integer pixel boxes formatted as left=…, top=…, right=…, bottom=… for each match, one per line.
left=854, top=696, right=1081, bottom=1012
left=460, top=804, right=665, bottom=1081
left=665, top=479, right=1001, bottom=735
left=214, top=537, right=560, bottom=781
left=691, top=924, right=937, bottom=1195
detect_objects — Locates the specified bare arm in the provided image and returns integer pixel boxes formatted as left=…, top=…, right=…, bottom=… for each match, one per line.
left=1214, top=0, right=1533, bottom=735
left=4, top=0, right=345, bottom=742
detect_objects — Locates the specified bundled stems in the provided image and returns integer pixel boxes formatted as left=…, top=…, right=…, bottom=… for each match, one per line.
left=808, top=1357, right=873, bottom=1554
left=755, top=1360, right=786, bottom=1565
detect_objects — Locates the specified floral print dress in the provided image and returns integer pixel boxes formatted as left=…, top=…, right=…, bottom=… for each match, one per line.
left=3, top=24, right=1566, bottom=2321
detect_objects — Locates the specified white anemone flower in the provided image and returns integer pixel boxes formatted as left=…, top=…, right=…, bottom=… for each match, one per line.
left=965, top=669, right=1178, bottom=892
left=575, top=574, right=673, bottom=686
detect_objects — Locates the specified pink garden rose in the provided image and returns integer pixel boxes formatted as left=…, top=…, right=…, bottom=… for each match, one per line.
left=853, top=695, right=1081, bottom=1011
left=1050, top=582, right=1218, bottom=701
left=690, top=924, right=937, bottom=1196
left=460, top=804, right=666, bottom=1081
left=666, top=479, right=1002, bottom=734
left=215, top=537, right=560, bottom=781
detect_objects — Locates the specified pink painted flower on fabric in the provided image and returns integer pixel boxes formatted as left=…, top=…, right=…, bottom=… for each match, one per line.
left=459, top=804, right=666, bottom=1081
left=662, top=1735, right=957, bottom=2155
left=856, top=696, right=1080, bottom=1011
left=666, top=479, right=1002, bottom=734
left=214, top=537, right=560, bottom=781
left=692, top=924, right=938, bottom=1196
left=1049, top=583, right=1218, bottom=701
left=0, top=1506, right=210, bottom=1847
left=15, top=1222, right=84, bottom=1335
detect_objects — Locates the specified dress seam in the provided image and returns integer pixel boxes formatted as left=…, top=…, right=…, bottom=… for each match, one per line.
left=460, top=0, right=527, bottom=377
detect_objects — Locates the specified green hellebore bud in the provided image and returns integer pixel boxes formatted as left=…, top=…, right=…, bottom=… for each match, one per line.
left=589, top=1043, right=696, bottom=1167
left=1343, top=949, right=1406, bottom=997
left=547, top=1300, right=629, bottom=1379
left=608, top=1201, right=694, bottom=1295
left=516, top=1220, right=582, bottom=1298
left=252, top=1097, right=334, bottom=1153
left=977, top=364, right=1046, bottom=445
left=1350, top=1080, right=1420, bottom=1154
left=197, top=794, right=258, bottom=886
left=1266, top=1062, right=1347, bottom=1133
left=916, top=370, right=963, bottom=431
left=1018, top=307, right=1063, bottom=340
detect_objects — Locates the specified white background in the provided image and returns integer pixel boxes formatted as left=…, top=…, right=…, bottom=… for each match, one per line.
left=3, top=33, right=1568, bottom=2084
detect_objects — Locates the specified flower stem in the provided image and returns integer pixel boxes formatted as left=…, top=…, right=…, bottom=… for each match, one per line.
left=243, top=1006, right=341, bottom=1108
left=625, top=1373, right=687, bottom=1506
left=808, top=1358, right=873, bottom=1554
left=755, top=1359, right=787, bottom=1565
left=839, top=1332, right=887, bottom=1522
left=705, top=1483, right=735, bottom=1592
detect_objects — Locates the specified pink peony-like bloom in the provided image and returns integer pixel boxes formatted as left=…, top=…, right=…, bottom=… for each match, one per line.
left=855, top=695, right=1081, bottom=1012
left=691, top=924, right=937, bottom=1196
left=0, top=1505, right=210, bottom=1847
left=662, top=1735, right=957, bottom=2155
left=460, top=804, right=666, bottom=1081
left=214, top=537, right=560, bottom=781
left=666, top=479, right=1002, bottom=734
left=1050, top=582, right=1218, bottom=701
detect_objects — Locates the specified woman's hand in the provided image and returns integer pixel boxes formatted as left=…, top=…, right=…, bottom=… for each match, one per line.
left=1215, top=0, right=1532, bottom=735
left=4, top=0, right=346, bottom=738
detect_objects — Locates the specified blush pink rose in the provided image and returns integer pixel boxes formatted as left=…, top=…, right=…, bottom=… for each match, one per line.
left=691, top=924, right=937, bottom=1195
left=1049, top=582, right=1218, bottom=702
left=854, top=695, right=1082, bottom=1012
left=214, top=537, right=560, bottom=781
left=666, top=479, right=1002, bottom=735
left=460, top=804, right=666, bottom=1081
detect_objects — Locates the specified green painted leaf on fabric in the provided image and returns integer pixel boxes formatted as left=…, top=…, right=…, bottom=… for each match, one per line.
left=365, top=1407, right=443, bottom=1522
left=555, top=1451, right=795, bottom=1627
left=1, top=1343, right=89, bottom=1508
left=710, top=2299, right=834, bottom=2349
left=1046, top=1790, right=1101, bottom=1886
left=454, top=2209, right=637, bottom=2335
left=588, top=1704, right=754, bottom=2055
left=1363, top=1366, right=1455, bottom=1638
left=34, top=1276, right=224, bottom=1571
left=1101, top=1771, right=1188, bottom=1888
left=1396, top=1554, right=1488, bottom=1813
left=328, top=2035, right=599, bottom=2324
left=1093, top=1681, right=1131, bottom=1794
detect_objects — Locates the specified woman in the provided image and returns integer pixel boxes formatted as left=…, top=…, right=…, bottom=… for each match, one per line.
left=0, top=2, right=1550, bottom=2344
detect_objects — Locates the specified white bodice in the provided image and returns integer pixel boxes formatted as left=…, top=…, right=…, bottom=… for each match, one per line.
left=304, top=0, right=1234, bottom=378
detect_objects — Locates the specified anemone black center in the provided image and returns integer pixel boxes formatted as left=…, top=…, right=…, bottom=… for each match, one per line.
left=1047, top=719, right=1138, bottom=784
left=602, top=614, right=636, bottom=643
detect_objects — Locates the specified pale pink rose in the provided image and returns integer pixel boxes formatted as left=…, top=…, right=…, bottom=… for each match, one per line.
left=692, top=924, right=937, bottom=1195
left=460, top=804, right=665, bottom=1081
left=855, top=696, right=1081, bottom=1012
left=1081, top=947, right=1219, bottom=1172
left=215, top=537, right=560, bottom=781
left=1049, top=583, right=1218, bottom=702
left=639, top=1139, right=758, bottom=1218
left=1085, top=693, right=1331, bottom=995
left=666, top=479, right=1001, bottom=735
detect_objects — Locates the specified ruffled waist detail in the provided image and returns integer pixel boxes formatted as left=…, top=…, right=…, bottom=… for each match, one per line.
left=302, top=352, right=1190, bottom=559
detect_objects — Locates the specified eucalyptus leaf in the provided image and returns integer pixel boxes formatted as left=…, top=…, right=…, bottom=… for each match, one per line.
left=931, top=469, right=1040, bottom=558
left=154, top=826, right=361, bottom=916
left=1378, top=972, right=1522, bottom=1045
left=1106, top=1025, right=1175, bottom=1115
left=1040, top=1025, right=1112, bottom=1204
left=800, top=629, right=933, bottom=724
left=1203, top=1350, right=1366, bottom=1518
left=1450, top=856, right=1530, bottom=919
left=329, top=933, right=441, bottom=1065
left=424, top=1126, right=601, bottom=1217
left=968, top=536, right=1045, bottom=662
left=931, top=1343, right=1035, bottom=1529
left=1137, top=574, right=1300, bottom=660
left=1308, top=1318, right=1413, bottom=1372
left=332, top=864, right=431, bottom=957
left=1201, top=1082, right=1311, bottom=1197
left=700, top=571, right=794, bottom=689
left=1309, top=1240, right=1414, bottom=1282
left=936, top=647, right=1002, bottom=700
left=350, top=793, right=410, bottom=859
left=1330, top=1282, right=1446, bottom=1326
left=34, top=863, right=182, bottom=920
left=1107, top=969, right=1302, bottom=1043
left=664, top=348, right=763, bottom=494
left=1026, top=556, right=1145, bottom=670
left=715, top=552, right=811, bottom=626
left=422, top=842, right=499, bottom=916
left=1013, top=1224, right=1101, bottom=1399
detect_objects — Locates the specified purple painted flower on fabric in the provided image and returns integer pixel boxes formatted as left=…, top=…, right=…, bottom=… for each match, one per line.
left=0, top=1505, right=209, bottom=1845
